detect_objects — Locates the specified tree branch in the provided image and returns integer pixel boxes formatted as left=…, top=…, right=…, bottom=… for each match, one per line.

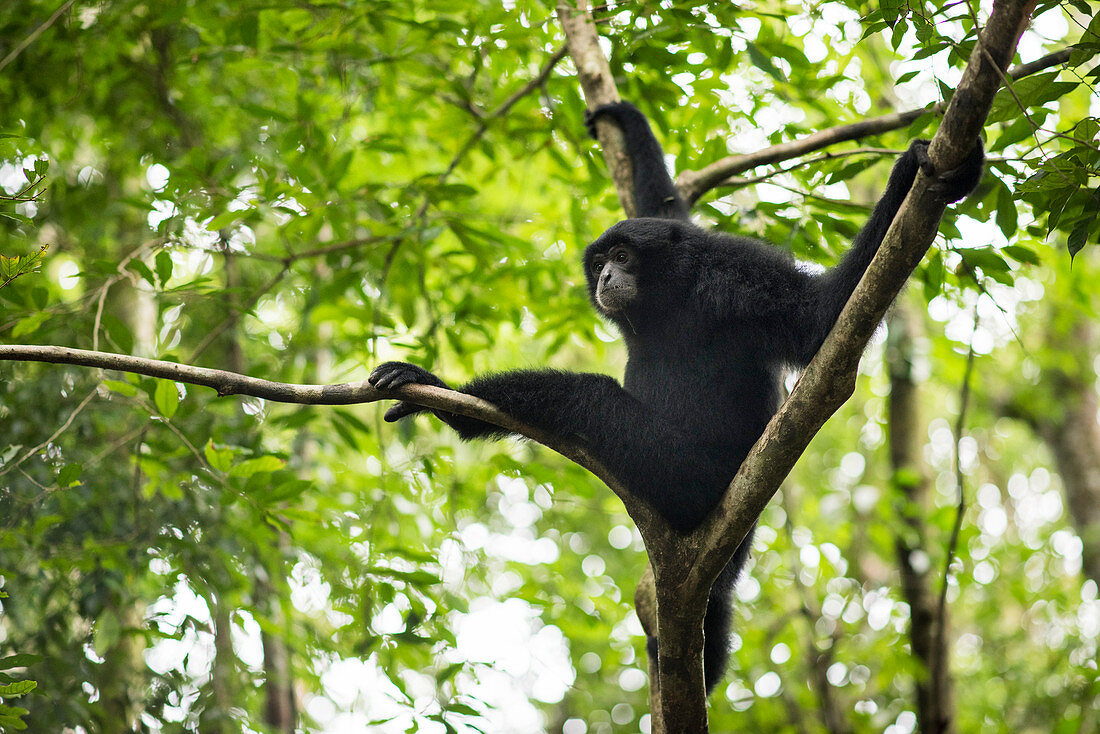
left=0, top=0, right=76, bottom=73
left=677, top=47, right=1070, bottom=205
left=557, top=0, right=638, bottom=217
left=0, top=344, right=634, bottom=510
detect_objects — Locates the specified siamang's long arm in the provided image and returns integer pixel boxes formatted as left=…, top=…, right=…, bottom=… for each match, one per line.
left=794, top=138, right=984, bottom=364
left=587, top=101, right=690, bottom=221
left=369, top=362, right=727, bottom=530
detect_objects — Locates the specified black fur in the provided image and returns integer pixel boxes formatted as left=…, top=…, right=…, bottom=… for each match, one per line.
left=370, top=100, right=983, bottom=694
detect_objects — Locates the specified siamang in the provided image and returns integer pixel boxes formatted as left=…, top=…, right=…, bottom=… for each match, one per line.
left=369, top=101, right=984, bottom=693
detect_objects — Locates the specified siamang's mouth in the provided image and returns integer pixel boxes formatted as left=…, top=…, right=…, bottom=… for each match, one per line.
left=597, top=286, right=636, bottom=313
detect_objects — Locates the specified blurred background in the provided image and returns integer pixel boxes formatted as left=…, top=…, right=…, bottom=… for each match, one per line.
left=1, top=1, right=1098, bottom=732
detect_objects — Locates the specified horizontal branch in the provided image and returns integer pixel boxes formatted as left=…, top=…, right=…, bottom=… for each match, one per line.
left=1, top=344, right=380, bottom=404
left=0, top=344, right=631, bottom=508
left=677, top=47, right=1071, bottom=204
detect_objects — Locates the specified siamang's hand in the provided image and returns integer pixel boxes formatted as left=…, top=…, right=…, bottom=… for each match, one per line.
left=368, top=362, right=450, bottom=422
left=583, top=101, right=637, bottom=140
left=909, top=138, right=985, bottom=203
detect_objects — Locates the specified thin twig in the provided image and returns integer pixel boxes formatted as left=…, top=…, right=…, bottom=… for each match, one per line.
left=0, top=386, right=98, bottom=478
left=0, top=0, right=76, bottom=73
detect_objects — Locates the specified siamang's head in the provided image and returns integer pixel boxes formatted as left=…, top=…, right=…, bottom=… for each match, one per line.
left=583, top=218, right=696, bottom=323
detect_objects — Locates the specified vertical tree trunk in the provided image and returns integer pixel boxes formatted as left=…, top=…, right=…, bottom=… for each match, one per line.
left=1018, top=319, right=1100, bottom=585
left=258, top=561, right=297, bottom=733
left=1041, top=392, right=1100, bottom=585
left=207, top=599, right=236, bottom=734
left=886, top=304, right=956, bottom=734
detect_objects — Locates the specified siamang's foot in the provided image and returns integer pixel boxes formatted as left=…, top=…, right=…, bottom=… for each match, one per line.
left=910, top=139, right=935, bottom=177
left=368, top=362, right=450, bottom=422
left=911, top=138, right=985, bottom=203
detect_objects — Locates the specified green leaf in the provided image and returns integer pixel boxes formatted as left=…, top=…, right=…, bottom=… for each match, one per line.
left=204, top=441, right=234, bottom=473
left=228, top=455, right=286, bottom=478
left=93, top=610, right=120, bottom=656
left=127, top=260, right=155, bottom=287
left=987, top=73, right=1078, bottom=124
left=0, top=656, right=39, bottom=672
left=265, top=478, right=311, bottom=502
left=1068, top=217, right=1091, bottom=258
left=880, top=0, right=908, bottom=27
left=1002, top=244, right=1041, bottom=265
left=155, top=251, right=174, bottom=286
left=154, top=380, right=179, bottom=418
left=10, top=312, right=48, bottom=339
left=0, top=704, right=30, bottom=717
left=960, top=247, right=1011, bottom=275
left=206, top=209, right=251, bottom=231
left=921, top=249, right=945, bottom=301
left=0, top=681, right=36, bottom=697
left=745, top=42, right=787, bottom=82
left=57, top=463, right=82, bottom=488
left=103, top=379, right=138, bottom=397
left=0, top=713, right=29, bottom=730
left=995, top=182, right=1018, bottom=238
left=101, top=314, right=133, bottom=353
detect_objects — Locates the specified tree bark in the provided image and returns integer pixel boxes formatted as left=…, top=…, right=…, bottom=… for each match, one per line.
left=556, top=0, right=637, bottom=216
left=1041, top=376, right=1100, bottom=586
left=1006, top=317, right=1100, bottom=585
left=887, top=304, right=956, bottom=734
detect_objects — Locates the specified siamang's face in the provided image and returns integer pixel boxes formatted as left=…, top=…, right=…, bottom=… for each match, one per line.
left=588, top=244, right=639, bottom=314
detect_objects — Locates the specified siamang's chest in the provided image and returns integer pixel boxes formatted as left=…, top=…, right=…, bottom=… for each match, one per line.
left=623, top=333, right=783, bottom=441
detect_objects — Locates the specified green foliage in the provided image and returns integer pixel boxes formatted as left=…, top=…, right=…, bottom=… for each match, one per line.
left=0, top=246, right=47, bottom=291
left=0, top=647, right=39, bottom=732
left=0, top=0, right=1097, bottom=731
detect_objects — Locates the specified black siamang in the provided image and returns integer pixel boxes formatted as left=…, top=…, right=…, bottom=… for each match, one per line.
left=369, top=101, right=983, bottom=693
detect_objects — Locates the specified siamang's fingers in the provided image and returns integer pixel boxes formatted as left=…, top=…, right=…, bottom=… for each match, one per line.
left=927, top=138, right=985, bottom=203
left=383, top=401, right=425, bottom=422
left=368, top=361, right=443, bottom=391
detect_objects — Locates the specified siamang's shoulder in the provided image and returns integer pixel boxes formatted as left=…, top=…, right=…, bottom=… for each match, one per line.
left=697, top=232, right=801, bottom=273
left=690, top=233, right=811, bottom=318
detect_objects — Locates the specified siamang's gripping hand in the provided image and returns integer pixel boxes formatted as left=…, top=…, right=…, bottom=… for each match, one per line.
left=910, top=138, right=985, bottom=203
left=368, top=362, right=451, bottom=422
left=583, top=100, right=639, bottom=140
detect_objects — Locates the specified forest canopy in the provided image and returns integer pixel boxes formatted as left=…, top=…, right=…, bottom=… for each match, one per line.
left=1, top=1, right=1099, bottom=732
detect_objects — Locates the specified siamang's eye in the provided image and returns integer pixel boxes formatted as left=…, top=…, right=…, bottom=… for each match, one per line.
left=592, top=260, right=604, bottom=273
left=614, top=250, right=629, bottom=263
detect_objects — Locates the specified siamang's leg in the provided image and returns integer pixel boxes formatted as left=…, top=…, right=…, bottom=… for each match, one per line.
left=803, top=139, right=984, bottom=359
left=369, top=362, right=726, bottom=530
left=585, top=101, right=690, bottom=221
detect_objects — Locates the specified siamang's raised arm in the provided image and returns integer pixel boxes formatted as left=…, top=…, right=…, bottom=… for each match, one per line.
left=369, top=362, right=725, bottom=529
left=790, top=138, right=984, bottom=364
left=586, top=101, right=690, bottom=221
